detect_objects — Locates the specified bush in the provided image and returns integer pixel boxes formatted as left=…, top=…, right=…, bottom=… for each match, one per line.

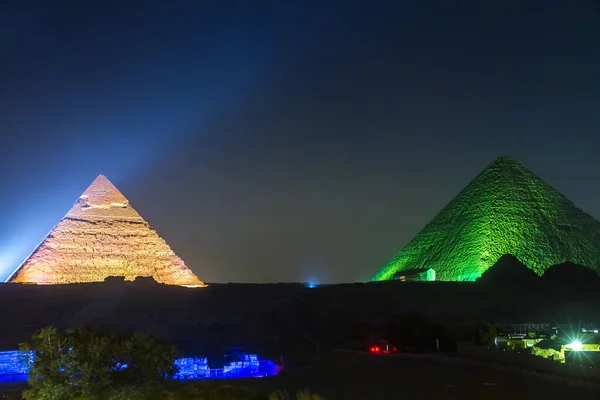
left=270, top=389, right=325, bottom=400
left=161, top=383, right=324, bottom=400
left=162, top=382, right=264, bottom=400
left=532, top=346, right=564, bottom=361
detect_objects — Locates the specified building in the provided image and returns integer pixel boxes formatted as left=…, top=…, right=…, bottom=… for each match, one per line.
left=392, top=268, right=435, bottom=282
left=495, top=335, right=544, bottom=350
left=374, top=156, right=600, bottom=282
left=7, top=175, right=205, bottom=287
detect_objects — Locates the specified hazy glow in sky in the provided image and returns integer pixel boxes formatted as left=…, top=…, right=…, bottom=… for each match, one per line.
left=1, top=1, right=600, bottom=282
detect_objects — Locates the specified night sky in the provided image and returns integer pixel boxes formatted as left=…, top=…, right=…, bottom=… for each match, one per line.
left=1, top=1, right=599, bottom=283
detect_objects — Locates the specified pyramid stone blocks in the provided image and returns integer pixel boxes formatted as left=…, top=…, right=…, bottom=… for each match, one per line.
left=9, top=175, right=204, bottom=287
left=374, top=156, right=600, bottom=281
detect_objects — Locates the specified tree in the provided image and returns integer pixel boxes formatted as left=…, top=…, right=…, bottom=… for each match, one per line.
left=19, top=326, right=178, bottom=400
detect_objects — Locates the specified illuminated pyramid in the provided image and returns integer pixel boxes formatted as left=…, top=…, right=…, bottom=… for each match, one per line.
left=9, top=175, right=205, bottom=287
left=374, top=156, right=600, bottom=281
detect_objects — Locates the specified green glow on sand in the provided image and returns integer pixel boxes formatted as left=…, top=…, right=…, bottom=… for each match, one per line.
left=374, top=156, right=600, bottom=282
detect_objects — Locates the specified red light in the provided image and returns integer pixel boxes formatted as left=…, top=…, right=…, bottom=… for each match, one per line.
left=369, top=345, right=392, bottom=354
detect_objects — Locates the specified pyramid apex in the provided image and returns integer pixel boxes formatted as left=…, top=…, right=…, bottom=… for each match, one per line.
left=91, top=174, right=112, bottom=184
left=81, top=174, right=126, bottom=205
left=494, top=154, right=515, bottom=160
left=489, top=155, right=521, bottom=165
left=64, top=174, right=140, bottom=221
left=483, top=156, right=529, bottom=174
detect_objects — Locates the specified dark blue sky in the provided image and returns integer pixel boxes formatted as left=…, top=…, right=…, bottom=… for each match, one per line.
left=1, top=0, right=599, bottom=283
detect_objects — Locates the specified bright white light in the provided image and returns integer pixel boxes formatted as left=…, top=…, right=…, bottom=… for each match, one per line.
left=570, top=340, right=582, bottom=351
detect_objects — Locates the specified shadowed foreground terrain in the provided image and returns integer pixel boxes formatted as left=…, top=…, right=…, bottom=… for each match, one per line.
left=238, top=351, right=600, bottom=400
left=2, top=351, right=597, bottom=400
left=2, top=275, right=600, bottom=399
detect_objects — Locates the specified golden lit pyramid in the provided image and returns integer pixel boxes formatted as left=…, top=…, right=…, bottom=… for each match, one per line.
left=9, top=175, right=205, bottom=287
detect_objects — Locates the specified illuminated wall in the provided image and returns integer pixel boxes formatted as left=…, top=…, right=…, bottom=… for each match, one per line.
left=174, top=354, right=280, bottom=380
left=374, top=156, right=600, bottom=281
left=0, top=351, right=31, bottom=376
left=8, top=175, right=204, bottom=287
left=0, top=351, right=279, bottom=380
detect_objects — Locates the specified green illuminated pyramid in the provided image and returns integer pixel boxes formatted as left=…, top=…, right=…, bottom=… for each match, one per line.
left=374, top=156, right=600, bottom=281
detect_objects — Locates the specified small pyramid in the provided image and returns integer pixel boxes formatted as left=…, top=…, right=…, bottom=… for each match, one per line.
left=8, top=175, right=205, bottom=287
left=477, top=254, right=540, bottom=285
left=374, top=156, right=600, bottom=281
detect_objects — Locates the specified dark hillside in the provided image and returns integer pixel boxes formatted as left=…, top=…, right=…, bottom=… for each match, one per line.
left=1, top=276, right=600, bottom=361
